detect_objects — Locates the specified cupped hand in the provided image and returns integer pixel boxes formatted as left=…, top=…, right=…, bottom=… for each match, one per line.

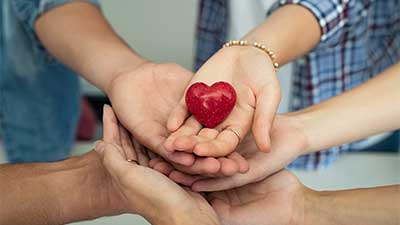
left=166, top=46, right=281, bottom=159
left=152, top=115, right=308, bottom=191
left=96, top=105, right=219, bottom=225
left=207, top=170, right=309, bottom=225
left=107, top=62, right=248, bottom=176
left=107, top=62, right=196, bottom=166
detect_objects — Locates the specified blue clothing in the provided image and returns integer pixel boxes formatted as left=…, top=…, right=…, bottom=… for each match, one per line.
left=0, top=0, right=99, bottom=163
left=195, top=0, right=400, bottom=169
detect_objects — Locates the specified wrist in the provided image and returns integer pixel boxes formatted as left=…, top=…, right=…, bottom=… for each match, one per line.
left=219, top=43, right=275, bottom=69
left=104, top=57, right=149, bottom=95
left=286, top=106, right=327, bottom=155
left=51, top=151, right=125, bottom=224
left=302, top=190, right=335, bottom=225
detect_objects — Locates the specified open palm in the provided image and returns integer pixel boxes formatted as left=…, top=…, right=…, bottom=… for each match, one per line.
left=108, top=62, right=196, bottom=165
left=166, top=47, right=281, bottom=158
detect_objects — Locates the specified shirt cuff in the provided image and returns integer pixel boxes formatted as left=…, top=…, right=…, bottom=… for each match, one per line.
left=267, top=0, right=352, bottom=49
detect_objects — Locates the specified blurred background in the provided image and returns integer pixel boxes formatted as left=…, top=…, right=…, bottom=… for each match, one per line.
left=0, top=1, right=398, bottom=224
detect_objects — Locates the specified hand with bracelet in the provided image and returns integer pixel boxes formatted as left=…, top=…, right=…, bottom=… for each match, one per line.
left=165, top=40, right=281, bottom=162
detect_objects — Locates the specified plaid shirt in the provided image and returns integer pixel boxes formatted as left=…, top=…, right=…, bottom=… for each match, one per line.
left=195, top=0, right=400, bottom=170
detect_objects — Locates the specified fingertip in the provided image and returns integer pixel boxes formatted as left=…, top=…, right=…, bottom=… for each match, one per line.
left=239, top=160, right=250, bottom=173
left=254, top=129, right=272, bottom=153
left=193, top=144, right=209, bottom=157
left=167, top=116, right=180, bottom=132
left=219, top=158, right=239, bottom=176
left=203, top=157, right=221, bottom=174
left=173, top=136, right=196, bottom=152
left=163, top=138, right=175, bottom=152
left=257, top=139, right=272, bottom=153
left=167, top=104, right=188, bottom=132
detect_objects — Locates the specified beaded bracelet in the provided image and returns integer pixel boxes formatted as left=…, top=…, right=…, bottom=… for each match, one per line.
left=223, top=40, right=280, bottom=72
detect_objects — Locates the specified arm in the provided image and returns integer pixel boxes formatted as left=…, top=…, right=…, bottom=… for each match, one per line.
left=164, top=3, right=322, bottom=158
left=0, top=151, right=124, bottom=225
left=34, top=1, right=146, bottom=93
left=32, top=1, right=196, bottom=167
left=306, top=185, right=400, bottom=225
left=295, top=62, right=400, bottom=153
left=209, top=170, right=399, bottom=225
left=243, top=4, right=321, bottom=66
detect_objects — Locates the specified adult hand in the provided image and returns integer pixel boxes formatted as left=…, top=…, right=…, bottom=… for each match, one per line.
left=166, top=46, right=281, bottom=159
left=207, top=170, right=309, bottom=225
left=152, top=115, right=308, bottom=191
left=95, top=105, right=219, bottom=225
left=107, top=62, right=247, bottom=176
left=106, top=62, right=196, bottom=166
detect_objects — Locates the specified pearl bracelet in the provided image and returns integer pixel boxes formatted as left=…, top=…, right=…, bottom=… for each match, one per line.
left=223, top=40, right=280, bottom=72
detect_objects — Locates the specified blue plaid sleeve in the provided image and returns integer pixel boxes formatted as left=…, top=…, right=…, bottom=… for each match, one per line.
left=268, top=0, right=372, bottom=49
left=10, top=0, right=100, bottom=61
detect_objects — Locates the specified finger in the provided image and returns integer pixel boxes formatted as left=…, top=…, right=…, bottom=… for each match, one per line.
left=167, top=98, right=190, bottom=132
left=172, top=128, right=218, bottom=153
left=253, top=84, right=281, bottom=152
left=172, top=132, right=216, bottom=153
left=227, top=152, right=249, bottom=173
left=102, top=105, right=121, bottom=145
left=169, top=170, right=204, bottom=186
left=164, top=151, right=195, bottom=166
left=153, top=161, right=175, bottom=176
left=172, top=135, right=198, bottom=153
left=198, top=128, right=219, bottom=139
left=171, top=157, right=221, bottom=175
left=192, top=173, right=257, bottom=192
left=164, top=116, right=202, bottom=152
left=132, top=139, right=150, bottom=166
left=193, top=126, right=243, bottom=157
left=149, top=157, right=164, bottom=168
left=119, top=125, right=136, bottom=160
left=217, top=157, right=239, bottom=176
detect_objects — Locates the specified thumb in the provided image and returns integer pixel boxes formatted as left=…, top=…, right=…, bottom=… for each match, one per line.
left=167, top=97, right=190, bottom=132
left=252, top=84, right=281, bottom=152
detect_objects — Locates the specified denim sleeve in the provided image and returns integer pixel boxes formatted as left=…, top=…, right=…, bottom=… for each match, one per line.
left=10, top=0, right=101, bottom=60
left=267, top=0, right=372, bottom=49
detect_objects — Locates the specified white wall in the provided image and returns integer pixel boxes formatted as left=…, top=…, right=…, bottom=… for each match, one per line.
left=99, top=0, right=197, bottom=69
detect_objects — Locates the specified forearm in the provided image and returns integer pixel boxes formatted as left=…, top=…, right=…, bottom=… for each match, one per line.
left=243, top=4, right=321, bottom=66
left=305, top=185, right=400, bottom=225
left=294, top=62, right=400, bottom=153
left=35, top=1, right=147, bottom=93
left=0, top=151, right=118, bottom=225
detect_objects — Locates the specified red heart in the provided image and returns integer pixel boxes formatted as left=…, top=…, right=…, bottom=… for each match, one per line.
left=185, top=81, right=237, bottom=128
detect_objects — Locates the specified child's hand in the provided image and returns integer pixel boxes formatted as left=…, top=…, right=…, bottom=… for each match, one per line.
left=165, top=46, right=281, bottom=159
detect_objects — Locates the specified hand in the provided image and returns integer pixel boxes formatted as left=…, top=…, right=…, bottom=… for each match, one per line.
left=107, top=62, right=247, bottom=176
left=107, top=62, right=196, bottom=166
left=207, top=170, right=309, bottom=225
left=152, top=114, right=308, bottom=191
left=166, top=46, right=281, bottom=158
left=95, top=105, right=219, bottom=225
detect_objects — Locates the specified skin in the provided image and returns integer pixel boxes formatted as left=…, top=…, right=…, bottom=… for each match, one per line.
left=95, top=105, right=219, bottom=225
left=0, top=105, right=219, bottom=225
left=208, top=170, right=400, bottom=225
left=151, top=62, right=400, bottom=192
left=34, top=1, right=246, bottom=175
left=166, top=4, right=321, bottom=159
